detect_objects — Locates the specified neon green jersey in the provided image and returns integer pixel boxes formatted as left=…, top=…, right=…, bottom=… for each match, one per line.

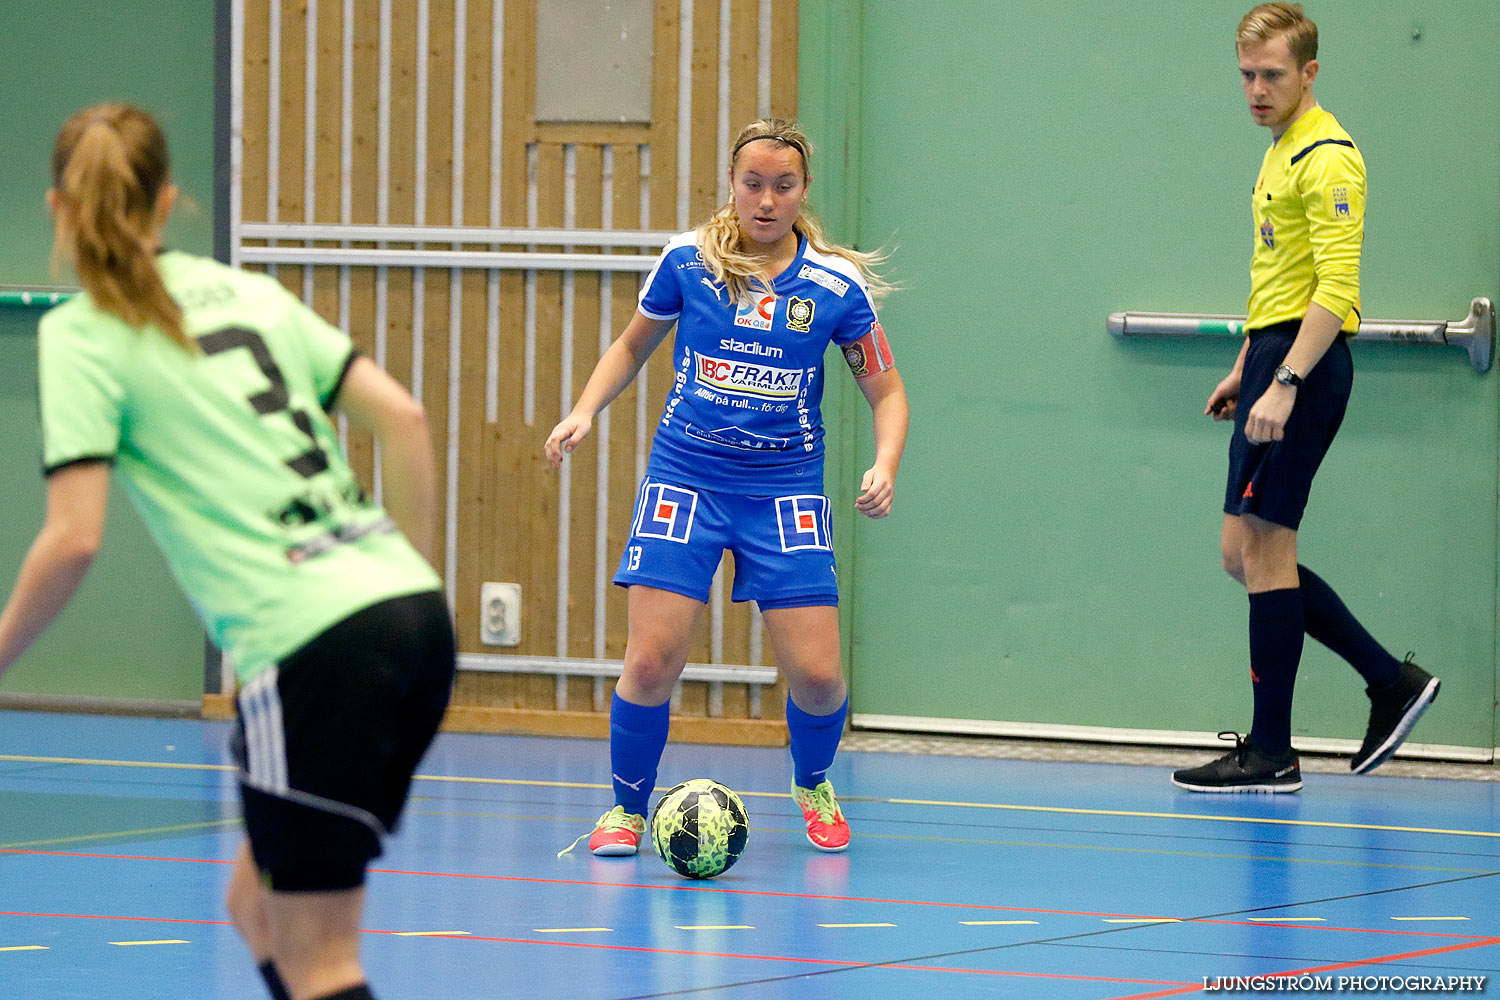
left=38, top=252, right=440, bottom=683
left=1247, top=106, right=1365, bottom=334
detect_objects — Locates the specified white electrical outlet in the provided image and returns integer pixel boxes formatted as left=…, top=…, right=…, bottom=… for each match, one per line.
left=479, top=582, right=521, bottom=646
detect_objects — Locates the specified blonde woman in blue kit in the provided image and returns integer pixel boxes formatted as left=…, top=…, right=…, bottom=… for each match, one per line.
left=0, top=103, right=455, bottom=1000
left=547, top=119, right=909, bottom=858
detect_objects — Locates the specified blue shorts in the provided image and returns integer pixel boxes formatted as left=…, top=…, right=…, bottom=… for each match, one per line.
left=1224, top=322, right=1352, bottom=530
left=614, top=476, right=839, bottom=609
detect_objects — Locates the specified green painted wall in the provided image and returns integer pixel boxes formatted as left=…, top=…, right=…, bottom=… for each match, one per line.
left=806, top=1, right=1500, bottom=751
left=0, top=2, right=215, bottom=700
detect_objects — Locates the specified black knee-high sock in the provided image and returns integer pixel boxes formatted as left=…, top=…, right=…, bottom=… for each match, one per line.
left=258, top=962, right=292, bottom=1000
left=1247, top=588, right=1304, bottom=755
left=1297, top=565, right=1401, bottom=687
left=312, top=984, right=376, bottom=1000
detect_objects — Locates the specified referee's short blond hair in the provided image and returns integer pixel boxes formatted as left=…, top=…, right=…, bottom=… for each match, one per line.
left=1237, top=3, right=1319, bottom=67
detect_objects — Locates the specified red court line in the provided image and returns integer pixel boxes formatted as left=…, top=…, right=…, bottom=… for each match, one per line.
left=1108, top=936, right=1500, bottom=1000
left=2, top=848, right=1492, bottom=944
left=0, top=910, right=1191, bottom=987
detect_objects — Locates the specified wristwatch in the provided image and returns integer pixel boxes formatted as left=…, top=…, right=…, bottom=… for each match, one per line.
left=1274, top=363, right=1303, bottom=387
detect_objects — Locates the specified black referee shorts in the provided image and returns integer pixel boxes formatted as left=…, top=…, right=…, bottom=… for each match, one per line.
left=1223, top=321, right=1352, bottom=531
left=231, top=589, right=455, bottom=892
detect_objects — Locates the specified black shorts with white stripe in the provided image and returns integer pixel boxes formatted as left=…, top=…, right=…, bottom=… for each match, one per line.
left=232, top=589, right=455, bottom=892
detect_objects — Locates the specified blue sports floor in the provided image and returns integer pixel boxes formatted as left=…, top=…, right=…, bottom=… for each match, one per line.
left=0, top=709, right=1495, bottom=999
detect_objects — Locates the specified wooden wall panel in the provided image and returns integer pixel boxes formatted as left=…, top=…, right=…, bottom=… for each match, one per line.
left=236, top=0, right=802, bottom=741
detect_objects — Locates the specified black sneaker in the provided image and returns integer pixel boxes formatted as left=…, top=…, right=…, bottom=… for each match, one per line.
left=1351, top=654, right=1440, bottom=774
left=1172, top=732, right=1302, bottom=793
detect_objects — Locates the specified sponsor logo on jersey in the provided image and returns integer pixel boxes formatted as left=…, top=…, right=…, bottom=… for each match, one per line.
left=1329, top=185, right=1350, bottom=217
left=676, top=248, right=708, bottom=270
left=632, top=482, right=698, bottom=543
left=701, top=277, right=726, bottom=301
left=775, top=495, right=832, bottom=551
left=1259, top=220, right=1275, bottom=249
left=694, top=352, right=804, bottom=399
left=786, top=296, right=815, bottom=333
left=718, top=337, right=784, bottom=359
left=687, top=424, right=792, bottom=451
left=798, top=264, right=848, bottom=298
left=734, top=292, right=777, bottom=330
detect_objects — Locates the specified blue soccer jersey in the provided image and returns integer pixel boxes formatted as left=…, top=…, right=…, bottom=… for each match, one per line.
left=637, top=231, right=892, bottom=495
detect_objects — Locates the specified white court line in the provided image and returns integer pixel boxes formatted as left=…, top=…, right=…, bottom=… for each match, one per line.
left=1391, top=916, right=1470, bottom=921
left=818, top=923, right=896, bottom=929
left=1103, top=918, right=1180, bottom=924
left=676, top=925, right=754, bottom=931
left=110, top=940, right=189, bottom=947
left=960, top=920, right=1039, bottom=926
left=533, top=927, right=612, bottom=934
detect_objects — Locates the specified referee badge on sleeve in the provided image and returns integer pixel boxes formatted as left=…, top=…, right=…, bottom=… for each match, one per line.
left=1326, top=184, right=1355, bottom=220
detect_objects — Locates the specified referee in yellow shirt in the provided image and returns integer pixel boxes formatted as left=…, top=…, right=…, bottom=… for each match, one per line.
left=1173, top=3, right=1439, bottom=793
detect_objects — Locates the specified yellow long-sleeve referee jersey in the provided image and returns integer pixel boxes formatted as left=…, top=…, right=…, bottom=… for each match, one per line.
left=1247, top=105, right=1365, bottom=334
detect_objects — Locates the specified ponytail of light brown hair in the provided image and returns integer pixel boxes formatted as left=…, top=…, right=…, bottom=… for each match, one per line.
left=50, top=104, right=189, bottom=350
left=697, top=119, right=894, bottom=306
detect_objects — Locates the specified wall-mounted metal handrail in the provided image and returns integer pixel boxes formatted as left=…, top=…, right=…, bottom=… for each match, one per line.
left=237, top=245, right=661, bottom=272
left=1108, top=298, right=1495, bottom=373
left=0, top=288, right=74, bottom=309
left=240, top=221, right=678, bottom=248
left=457, top=652, right=777, bottom=686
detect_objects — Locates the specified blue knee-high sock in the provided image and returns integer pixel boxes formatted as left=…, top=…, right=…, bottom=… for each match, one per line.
left=609, top=691, right=670, bottom=816
left=787, top=696, right=848, bottom=789
left=1247, top=588, right=1304, bottom=755
left=1297, top=565, right=1401, bottom=687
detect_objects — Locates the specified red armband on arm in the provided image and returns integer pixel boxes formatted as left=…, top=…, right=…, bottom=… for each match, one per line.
left=841, top=320, right=895, bottom=380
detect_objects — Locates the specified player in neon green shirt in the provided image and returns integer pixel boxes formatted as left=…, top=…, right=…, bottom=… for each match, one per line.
left=0, top=103, right=454, bottom=1000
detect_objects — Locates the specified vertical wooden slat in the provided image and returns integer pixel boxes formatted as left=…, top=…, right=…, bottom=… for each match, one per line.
left=242, top=6, right=270, bottom=232
left=342, top=3, right=382, bottom=489
left=728, top=0, right=759, bottom=143
left=275, top=1, right=308, bottom=298
left=567, top=146, right=605, bottom=672
left=531, top=140, right=565, bottom=705
left=455, top=0, right=497, bottom=653
left=689, top=0, right=721, bottom=227
left=722, top=0, right=758, bottom=672
left=606, top=144, right=643, bottom=661
left=769, top=0, right=798, bottom=118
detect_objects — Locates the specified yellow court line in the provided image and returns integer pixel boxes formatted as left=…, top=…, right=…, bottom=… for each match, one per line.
left=533, top=927, right=612, bottom=934
left=6, top=753, right=1498, bottom=840
left=818, top=923, right=896, bottom=929
left=888, top=797, right=1500, bottom=840
left=110, top=940, right=189, bottom=947
left=676, top=925, right=754, bottom=930
left=0, top=818, right=241, bottom=851
left=0, top=754, right=234, bottom=772
left=0, top=946, right=48, bottom=952
left=1392, top=916, right=1470, bottom=921
left=960, top=920, right=1039, bottom=926
left=392, top=930, right=471, bottom=937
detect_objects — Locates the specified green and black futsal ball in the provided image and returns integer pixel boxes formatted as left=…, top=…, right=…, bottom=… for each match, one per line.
left=650, top=778, right=750, bottom=879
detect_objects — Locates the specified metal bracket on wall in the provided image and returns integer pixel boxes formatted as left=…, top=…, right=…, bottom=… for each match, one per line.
left=1107, top=297, right=1495, bottom=373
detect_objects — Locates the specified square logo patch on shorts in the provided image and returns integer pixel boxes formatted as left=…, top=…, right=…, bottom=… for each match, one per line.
left=633, top=482, right=699, bottom=543
left=775, top=495, right=831, bottom=552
